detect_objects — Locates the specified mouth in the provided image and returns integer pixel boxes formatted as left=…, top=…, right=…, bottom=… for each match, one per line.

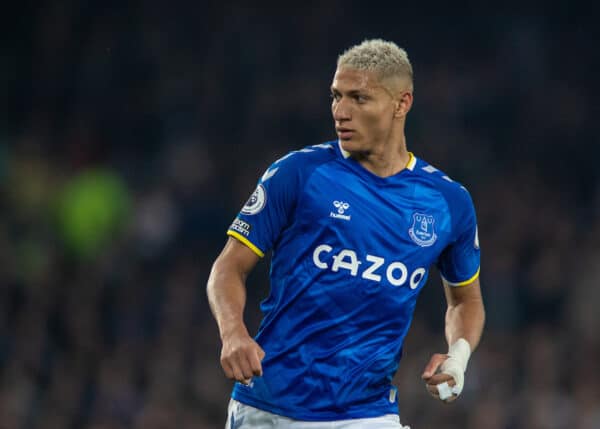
left=336, top=127, right=355, bottom=140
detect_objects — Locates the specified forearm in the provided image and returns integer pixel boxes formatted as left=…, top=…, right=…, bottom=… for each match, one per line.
left=445, top=295, right=485, bottom=351
left=207, top=260, right=250, bottom=340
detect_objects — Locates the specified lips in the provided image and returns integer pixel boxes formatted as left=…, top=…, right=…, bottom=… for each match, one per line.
left=336, top=128, right=354, bottom=139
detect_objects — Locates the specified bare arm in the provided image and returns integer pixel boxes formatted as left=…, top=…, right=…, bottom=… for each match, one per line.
left=422, top=277, right=485, bottom=402
left=443, top=277, right=485, bottom=351
left=207, top=237, right=265, bottom=384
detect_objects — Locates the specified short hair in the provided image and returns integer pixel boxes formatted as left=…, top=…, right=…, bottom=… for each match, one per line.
left=337, top=39, right=413, bottom=90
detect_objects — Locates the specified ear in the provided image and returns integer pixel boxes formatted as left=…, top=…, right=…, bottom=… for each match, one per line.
left=394, top=91, right=413, bottom=118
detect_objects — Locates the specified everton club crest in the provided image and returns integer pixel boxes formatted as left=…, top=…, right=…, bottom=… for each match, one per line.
left=409, top=213, right=437, bottom=247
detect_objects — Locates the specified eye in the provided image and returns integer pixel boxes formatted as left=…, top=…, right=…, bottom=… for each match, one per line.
left=330, top=92, right=341, bottom=102
left=354, top=94, right=368, bottom=103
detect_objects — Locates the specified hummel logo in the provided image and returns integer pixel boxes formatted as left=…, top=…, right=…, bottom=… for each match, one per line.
left=333, top=201, right=350, bottom=214
left=330, top=201, right=351, bottom=221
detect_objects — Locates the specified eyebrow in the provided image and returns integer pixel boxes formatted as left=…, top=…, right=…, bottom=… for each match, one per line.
left=330, top=87, right=370, bottom=96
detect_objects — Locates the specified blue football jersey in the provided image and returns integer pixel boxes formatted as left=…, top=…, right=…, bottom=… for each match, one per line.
left=226, top=141, right=480, bottom=421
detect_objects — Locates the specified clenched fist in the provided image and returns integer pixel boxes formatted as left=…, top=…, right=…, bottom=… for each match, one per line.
left=421, top=353, right=458, bottom=403
left=221, top=327, right=266, bottom=385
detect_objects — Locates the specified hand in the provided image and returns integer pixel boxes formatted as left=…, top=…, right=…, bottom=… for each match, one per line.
left=220, top=327, right=266, bottom=385
left=421, top=353, right=457, bottom=403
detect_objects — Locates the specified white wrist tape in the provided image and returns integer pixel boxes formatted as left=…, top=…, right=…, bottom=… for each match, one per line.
left=436, top=381, right=454, bottom=401
left=439, top=338, right=471, bottom=398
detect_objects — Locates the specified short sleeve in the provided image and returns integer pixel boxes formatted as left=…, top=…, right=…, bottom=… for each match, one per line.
left=436, top=189, right=480, bottom=286
left=227, top=157, right=300, bottom=257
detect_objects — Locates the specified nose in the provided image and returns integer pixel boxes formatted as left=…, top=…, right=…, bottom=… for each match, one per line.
left=332, top=98, right=351, bottom=122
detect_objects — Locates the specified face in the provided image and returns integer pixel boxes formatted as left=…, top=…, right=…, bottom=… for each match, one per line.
left=331, top=67, right=408, bottom=153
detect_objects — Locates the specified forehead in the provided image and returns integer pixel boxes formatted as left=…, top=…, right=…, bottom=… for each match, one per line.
left=331, top=67, right=382, bottom=92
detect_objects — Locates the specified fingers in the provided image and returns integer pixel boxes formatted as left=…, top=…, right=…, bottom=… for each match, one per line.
left=421, top=353, right=448, bottom=380
left=248, top=347, right=264, bottom=376
left=220, top=339, right=265, bottom=384
left=422, top=354, right=460, bottom=403
left=221, top=351, right=255, bottom=383
left=424, top=373, right=456, bottom=399
left=237, top=354, right=255, bottom=381
left=426, top=383, right=458, bottom=403
left=257, top=346, right=266, bottom=361
left=425, top=373, right=456, bottom=387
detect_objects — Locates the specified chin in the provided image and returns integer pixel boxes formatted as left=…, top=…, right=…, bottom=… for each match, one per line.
left=338, top=138, right=363, bottom=153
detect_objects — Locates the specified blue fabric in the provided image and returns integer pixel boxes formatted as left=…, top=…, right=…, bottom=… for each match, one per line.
left=227, top=141, right=480, bottom=420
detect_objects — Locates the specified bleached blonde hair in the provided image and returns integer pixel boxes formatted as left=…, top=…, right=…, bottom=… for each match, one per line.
left=337, top=39, right=413, bottom=91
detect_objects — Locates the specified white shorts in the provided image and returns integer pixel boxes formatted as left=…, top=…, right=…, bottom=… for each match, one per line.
left=225, top=399, right=408, bottom=429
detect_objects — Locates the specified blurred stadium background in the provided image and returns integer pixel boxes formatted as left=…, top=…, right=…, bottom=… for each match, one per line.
left=2, top=2, right=599, bottom=428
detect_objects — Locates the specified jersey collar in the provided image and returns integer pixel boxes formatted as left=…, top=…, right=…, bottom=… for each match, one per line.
left=336, top=139, right=417, bottom=173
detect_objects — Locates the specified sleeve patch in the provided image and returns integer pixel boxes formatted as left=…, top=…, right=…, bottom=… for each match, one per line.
left=241, top=184, right=267, bottom=215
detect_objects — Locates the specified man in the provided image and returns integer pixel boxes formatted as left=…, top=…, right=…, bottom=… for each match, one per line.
left=207, top=39, right=485, bottom=428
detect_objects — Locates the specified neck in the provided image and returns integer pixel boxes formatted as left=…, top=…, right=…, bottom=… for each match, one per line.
left=349, top=135, right=411, bottom=178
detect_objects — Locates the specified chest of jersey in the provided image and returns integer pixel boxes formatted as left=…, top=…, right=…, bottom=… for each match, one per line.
left=291, top=161, right=452, bottom=293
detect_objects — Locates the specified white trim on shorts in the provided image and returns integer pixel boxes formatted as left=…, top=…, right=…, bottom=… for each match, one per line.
left=225, top=399, right=409, bottom=429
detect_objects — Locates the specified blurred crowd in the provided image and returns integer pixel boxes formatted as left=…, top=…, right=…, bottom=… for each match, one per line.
left=2, top=2, right=599, bottom=428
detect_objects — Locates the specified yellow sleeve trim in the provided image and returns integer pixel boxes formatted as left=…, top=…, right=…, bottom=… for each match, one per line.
left=442, top=267, right=480, bottom=287
left=227, top=230, right=265, bottom=258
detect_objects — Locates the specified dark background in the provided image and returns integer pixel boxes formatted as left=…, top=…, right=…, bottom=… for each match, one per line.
left=2, top=2, right=599, bottom=428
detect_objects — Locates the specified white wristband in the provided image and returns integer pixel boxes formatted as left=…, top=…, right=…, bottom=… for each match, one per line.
left=440, top=338, right=471, bottom=397
left=448, top=338, right=471, bottom=370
